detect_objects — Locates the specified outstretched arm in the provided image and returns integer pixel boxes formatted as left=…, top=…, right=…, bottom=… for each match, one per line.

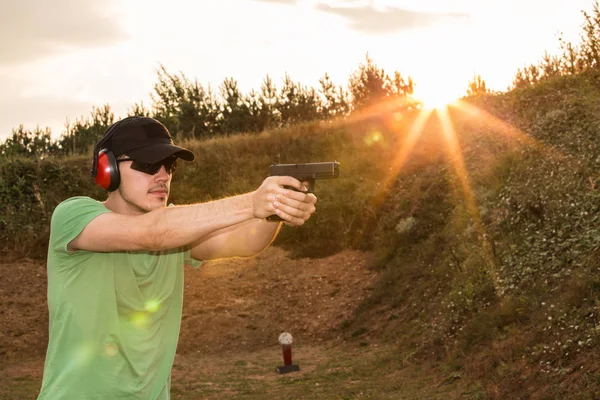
left=189, top=184, right=317, bottom=260
left=68, top=176, right=316, bottom=254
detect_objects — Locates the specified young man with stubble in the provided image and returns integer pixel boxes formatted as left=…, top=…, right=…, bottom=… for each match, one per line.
left=36, top=116, right=317, bottom=399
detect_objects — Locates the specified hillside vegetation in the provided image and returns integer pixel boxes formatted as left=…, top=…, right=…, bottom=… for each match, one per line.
left=351, top=71, right=600, bottom=398
left=2, top=68, right=600, bottom=397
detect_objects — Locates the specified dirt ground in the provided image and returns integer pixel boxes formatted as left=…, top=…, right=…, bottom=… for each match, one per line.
left=0, top=247, right=379, bottom=394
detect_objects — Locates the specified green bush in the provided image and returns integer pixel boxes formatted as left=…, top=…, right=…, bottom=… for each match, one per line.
left=0, top=156, right=104, bottom=258
left=0, top=117, right=416, bottom=259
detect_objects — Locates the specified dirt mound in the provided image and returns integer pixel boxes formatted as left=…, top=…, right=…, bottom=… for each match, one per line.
left=0, top=247, right=378, bottom=363
left=179, top=247, right=378, bottom=356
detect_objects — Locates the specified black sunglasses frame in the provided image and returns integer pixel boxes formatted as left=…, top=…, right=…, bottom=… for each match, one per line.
left=117, top=156, right=178, bottom=175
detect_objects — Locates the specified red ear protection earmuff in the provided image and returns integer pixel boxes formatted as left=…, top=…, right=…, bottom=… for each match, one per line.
left=91, top=117, right=140, bottom=192
left=94, top=148, right=120, bottom=191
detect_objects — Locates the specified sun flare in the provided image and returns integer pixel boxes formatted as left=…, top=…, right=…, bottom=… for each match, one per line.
left=412, top=86, right=460, bottom=110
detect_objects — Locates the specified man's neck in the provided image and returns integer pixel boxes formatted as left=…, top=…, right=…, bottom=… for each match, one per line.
left=103, top=194, right=148, bottom=215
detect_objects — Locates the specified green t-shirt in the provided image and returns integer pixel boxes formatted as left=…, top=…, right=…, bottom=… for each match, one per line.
left=37, top=196, right=201, bottom=400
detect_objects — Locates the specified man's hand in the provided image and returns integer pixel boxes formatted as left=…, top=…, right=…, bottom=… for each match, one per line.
left=253, top=176, right=317, bottom=226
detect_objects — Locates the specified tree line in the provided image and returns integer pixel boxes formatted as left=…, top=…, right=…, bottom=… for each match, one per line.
left=0, top=55, right=418, bottom=159
left=512, top=0, right=600, bottom=87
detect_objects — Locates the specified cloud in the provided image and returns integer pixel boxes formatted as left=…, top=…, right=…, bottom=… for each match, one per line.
left=0, top=70, right=134, bottom=141
left=316, top=4, right=471, bottom=34
left=252, top=0, right=296, bottom=5
left=0, top=94, right=94, bottom=140
left=0, top=0, right=127, bottom=66
left=0, top=91, right=135, bottom=141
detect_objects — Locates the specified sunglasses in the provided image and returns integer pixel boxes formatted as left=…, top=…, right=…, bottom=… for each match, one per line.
left=117, top=156, right=178, bottom=175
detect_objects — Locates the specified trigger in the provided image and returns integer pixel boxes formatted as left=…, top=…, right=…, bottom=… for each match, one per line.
left=283, top=185, right=312, bottom=194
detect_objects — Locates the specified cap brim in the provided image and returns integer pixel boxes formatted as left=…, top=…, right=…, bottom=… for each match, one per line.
left=126, top=143, right=195, bottom=163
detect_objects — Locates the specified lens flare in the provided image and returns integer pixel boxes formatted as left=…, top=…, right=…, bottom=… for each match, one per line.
left=104, top=342, right=118, bottom=357
left=377, top=108, right=432, bottom=198
left=145, top=299, right=160, bottom=313
left=131, top=311, right=150, bottom=328
left=64, top=341, right=96, bottom=373
left=363, top=130, right=384, bottom=147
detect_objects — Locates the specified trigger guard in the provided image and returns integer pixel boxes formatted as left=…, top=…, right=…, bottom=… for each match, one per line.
left=282, top=185, right=313, bottom=194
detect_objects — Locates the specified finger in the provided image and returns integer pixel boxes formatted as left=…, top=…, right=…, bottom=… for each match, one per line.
left=275, top=195, right=300, bottom=211
left=280, top=190, right=318, bottom=204
left=273, top=208, right=306, bottom=226
left=276, top=192, right=305, bottom=209
left=275, top=195, right=317, bottom=217
left=274, top=192, right=315, bottom=213
left=273, top=201, right=304, bottom=218
left=273, top=200, right=311, bottom=220
left=262, top=184, right=287, bottom=203
left=273, top=176, right=304, bottom=191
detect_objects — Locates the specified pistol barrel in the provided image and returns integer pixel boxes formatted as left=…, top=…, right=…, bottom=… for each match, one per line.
left=269, top=162, right=340, bottom=179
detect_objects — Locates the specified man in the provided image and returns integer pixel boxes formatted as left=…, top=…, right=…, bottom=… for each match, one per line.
left=36, top=116, right=317, bottom=399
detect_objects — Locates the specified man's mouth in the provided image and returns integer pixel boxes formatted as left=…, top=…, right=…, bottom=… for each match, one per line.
left=149, top=188, right=168, bottom=196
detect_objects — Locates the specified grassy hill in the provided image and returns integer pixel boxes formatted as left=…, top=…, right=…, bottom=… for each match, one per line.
left=353, top=70, right=600, bottom=398
left=2, top=70, right=600, bottom=398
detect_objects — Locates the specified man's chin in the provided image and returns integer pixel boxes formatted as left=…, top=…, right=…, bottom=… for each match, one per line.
left=142, top=198, right=169, bottom=212
left=150, top=202, right=168, bottom=210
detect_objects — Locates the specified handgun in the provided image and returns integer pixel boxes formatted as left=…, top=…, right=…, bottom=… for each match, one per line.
left=266, top=161, right=340, bottom=222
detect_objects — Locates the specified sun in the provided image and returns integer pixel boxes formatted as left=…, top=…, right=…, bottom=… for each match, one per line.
left=412, top=84, right=461, bottom=110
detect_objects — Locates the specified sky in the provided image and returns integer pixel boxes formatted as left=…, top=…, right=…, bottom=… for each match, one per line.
left=0, top=0, right=593, bottom=141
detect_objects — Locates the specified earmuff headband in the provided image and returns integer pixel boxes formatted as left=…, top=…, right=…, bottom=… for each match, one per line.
left=91, top=118, right=128, bottom=178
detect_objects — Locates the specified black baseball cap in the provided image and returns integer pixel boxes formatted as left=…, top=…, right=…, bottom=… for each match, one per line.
left=98, top=116, right=195, bottom=163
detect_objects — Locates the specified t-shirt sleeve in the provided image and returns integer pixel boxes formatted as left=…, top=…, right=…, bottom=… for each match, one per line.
left=184, top=246, right=202, bottom=269
left=49, top=196, right=112, bottom=256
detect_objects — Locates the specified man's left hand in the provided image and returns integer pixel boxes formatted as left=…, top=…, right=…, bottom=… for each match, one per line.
left=272, top=181, right=317, bottom=226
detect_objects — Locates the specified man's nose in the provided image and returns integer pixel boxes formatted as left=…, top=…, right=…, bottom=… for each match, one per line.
left=155, top=166, right=171, bottom=181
